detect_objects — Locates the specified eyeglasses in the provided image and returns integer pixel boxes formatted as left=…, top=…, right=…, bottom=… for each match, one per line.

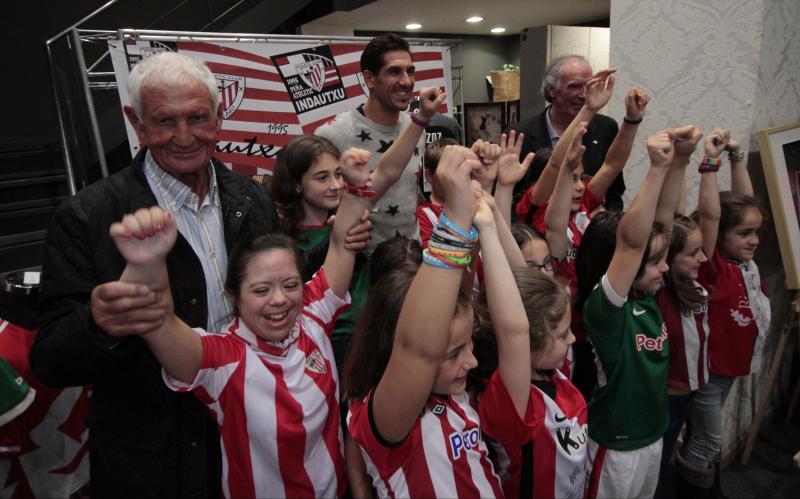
left=526, top=255, right=553, bottom=272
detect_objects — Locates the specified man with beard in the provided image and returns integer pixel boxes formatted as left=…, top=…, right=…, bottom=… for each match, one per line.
left=512, top=55, right=623, bottom=211
left=316, top=33, right=437, bottom=250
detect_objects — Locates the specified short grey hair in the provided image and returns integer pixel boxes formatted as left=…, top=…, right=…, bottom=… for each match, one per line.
left=541, top=55, right=590, bottom=103
left=127, top=52, right=219, bottom=117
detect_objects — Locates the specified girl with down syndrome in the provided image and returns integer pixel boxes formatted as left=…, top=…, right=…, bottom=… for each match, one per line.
left=105, top=145, right=396, bottom=498
left=344, top=144, right=530, bottom=497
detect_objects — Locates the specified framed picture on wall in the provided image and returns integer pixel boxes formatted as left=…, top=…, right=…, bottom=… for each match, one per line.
left=506, top=100, right=521, bottom=128
left=464, top=102, right=505, bottom=146
left=757, top=122, right=800, bottom=289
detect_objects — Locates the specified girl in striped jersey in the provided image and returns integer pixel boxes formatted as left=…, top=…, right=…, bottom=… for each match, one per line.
left=647, top=126, right=707, bottom=496
left=105, top=146, right=400, bottom=499
left=477, top=268, right=587, bottom=499
left=476, top=124, right=593, bottom=499
left=344, top=144, right=530, bottom=498
left=673, top=130, right=770, bottom=498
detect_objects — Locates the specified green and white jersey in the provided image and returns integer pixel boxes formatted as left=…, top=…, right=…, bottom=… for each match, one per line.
left=583, top=274, right=668, bottom=451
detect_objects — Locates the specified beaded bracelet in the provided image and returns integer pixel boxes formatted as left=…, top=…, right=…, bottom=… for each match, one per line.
left=698, top=155, right=721, bottom=174
left=438, top=212, right=479, bottom=241
left=728, top=149, right=745, bottom=162
left=342, top=180, right=377, bottom=198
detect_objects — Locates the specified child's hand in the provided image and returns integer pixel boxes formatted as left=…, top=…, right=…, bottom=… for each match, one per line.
left=624, top=87, right=650, bottom=122
left=473, top=191, right=496, bottom=231
left=471, top=139, right=501, bottom=166
left=471, top=139, right=501, bottom=189
left=725, top=136, right=741, bottom=154
left=563, top=122, right=588, bottom=171
left=584, top=68, right=616, bottom=112
left=110, top=206, right=177, bottom=266
left=671, top=125, right=703, bottom=158
left=646, top=131, right=675, bottom=168
left=703, top=128, right=730, bottom=157
left=417, top=85, right=447, bottom=120
left=496, top=131, right=534, bottom=187
left=436, top=146, right=481, bottom=226
left=339, top=148, right=371, bottom=185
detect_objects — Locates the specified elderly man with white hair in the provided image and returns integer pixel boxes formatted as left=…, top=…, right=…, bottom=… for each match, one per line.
left=512, top=55, right=624, bottom=212
left=31, top=52, right=279, bottom=498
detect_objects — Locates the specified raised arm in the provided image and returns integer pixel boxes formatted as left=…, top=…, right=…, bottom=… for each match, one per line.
left=474, top=195, right=530, bottom=418
left=109, top=207, right=202, bottom=384
left=323, top=149, right=375, bottom=298
left=372, top=146, right=479, bottom=443
left=606, top=132, right=673, bottom=297
left=526, top=69, right=616, bottom=207
left=370, top=85, right=446, bottom=198
left=483, top=190, right=527, bottom=269
left=544, top=123, right=588, bottom=260
left=698, top=129, right=728, bottom=257
left=655, top=125, right=703, bottom=230
left=726, top=135, right=753, bottom=197
left=588, top=87, right=650, bottom=198
left=495, top=130, right=534, bottom=225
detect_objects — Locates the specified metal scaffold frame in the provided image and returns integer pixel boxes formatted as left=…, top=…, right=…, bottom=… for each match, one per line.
left=46, top=2, right=464, bottom=195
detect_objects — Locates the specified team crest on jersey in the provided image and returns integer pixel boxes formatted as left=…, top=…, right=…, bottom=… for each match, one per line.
left=431, top=403, right=446, bottom=415
left=271, top=45, right=347, bottom=115
left=305, top=349, right=327, bottom=374
left=215, top=73, right=246, bottom=119
left=730, top=299, right=753, bottom=327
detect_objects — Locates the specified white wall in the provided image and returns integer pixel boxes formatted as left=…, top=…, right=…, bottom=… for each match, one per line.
left=609, top=0, right=800, bottom=460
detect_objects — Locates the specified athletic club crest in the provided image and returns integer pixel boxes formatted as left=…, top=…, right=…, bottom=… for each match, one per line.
left=215, top=73, right=246, bottom=119
left=271, top=45, right=347, bottom=115
left=305, top=349, right=327, bottom=374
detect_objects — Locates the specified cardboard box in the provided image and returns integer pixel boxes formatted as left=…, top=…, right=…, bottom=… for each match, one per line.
left=490, top=70, right=520, bottom=102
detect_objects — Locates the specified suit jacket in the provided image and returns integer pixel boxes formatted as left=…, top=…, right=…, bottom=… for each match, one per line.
left=512, top=106, right=624, bottom=210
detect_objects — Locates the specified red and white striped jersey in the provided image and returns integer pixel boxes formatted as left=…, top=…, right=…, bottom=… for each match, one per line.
left=655, top=284, right=710, bottom=391
left=348, top=391, right=503, bottom=498
left=698, top=248, right=770, bottom=376
left=480, top=370, right=588, bottom=499
left=530, top=181, right=603, bottom=296
left=164, top=269, right=349, bottom=499
left=416, top=202, right=442, bottom=250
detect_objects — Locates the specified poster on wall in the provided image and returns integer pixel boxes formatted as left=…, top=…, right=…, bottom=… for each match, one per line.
left=464, top=102, right=505, bottom=146
left=109, top=38, right=453, bottom=175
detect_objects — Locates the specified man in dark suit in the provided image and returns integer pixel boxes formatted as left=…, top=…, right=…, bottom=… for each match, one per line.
left=513, top=55, right=623, bottom=210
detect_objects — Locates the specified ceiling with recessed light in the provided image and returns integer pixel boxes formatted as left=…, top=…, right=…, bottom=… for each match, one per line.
left=303, top=0, right=610, bottom=36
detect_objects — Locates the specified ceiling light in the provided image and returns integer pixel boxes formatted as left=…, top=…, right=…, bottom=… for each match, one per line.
left=406, top=23, right=422, bottom=30
left=466, top=16, right=484, bottom=23
left=491, top=27, right=506, bottom=34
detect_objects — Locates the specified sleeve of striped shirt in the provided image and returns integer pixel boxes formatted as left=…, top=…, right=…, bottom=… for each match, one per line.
left=162, top=329, right=242, bottom=403
left=478, top=370, right=535, bottom=445
left=303, top=268, right=351, bottom=339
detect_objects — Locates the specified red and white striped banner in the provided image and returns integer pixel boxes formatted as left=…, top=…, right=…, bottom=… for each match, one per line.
left=109, top=39, right=453, bottom=176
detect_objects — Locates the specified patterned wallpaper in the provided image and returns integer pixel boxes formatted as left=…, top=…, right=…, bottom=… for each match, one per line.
left=609, top=0, right=800, bottom=460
